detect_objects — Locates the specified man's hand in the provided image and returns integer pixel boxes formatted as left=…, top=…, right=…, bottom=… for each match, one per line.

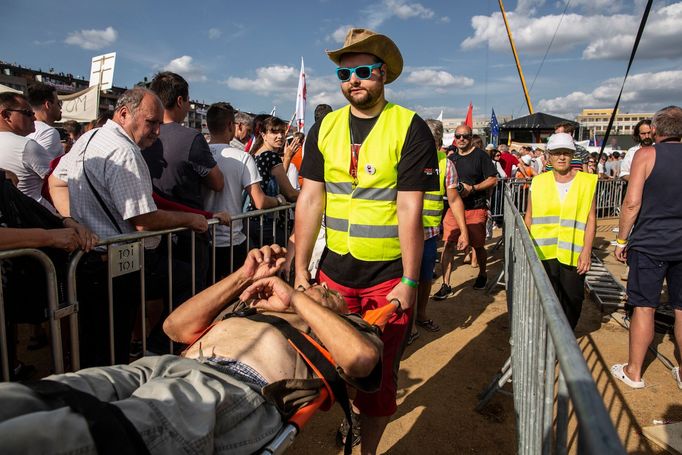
left=294, top=269, right=312, bottom=290
left=614, top=244, right=627, bottom=263
left=187, top=213, right=209, bottom=233
left=459, top=183, right=473, bottom=198
left=457, top=232, right=470, bottom=251
left=386, top=280, right=416, bottom=311
left=240, top=276, right=295, bottom=312
left=213, top=211, right=231, bottom=226
left=240, top=244, right=287, bottom=282
left=49, top=228, right=80, bottom=252
left=63, top=219, right=99, bottom=252
left=576, top=250, right=592, bottom=274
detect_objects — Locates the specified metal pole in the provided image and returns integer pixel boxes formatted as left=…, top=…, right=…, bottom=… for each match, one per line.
left=0, top=269, right=8, bottom=381
left=190, top=230, right=196, bottom=295
left=107, top=244, right=115, bottom=365
left=140, top=239, right=146, bottom=356
left=498, top=0, right=534, bottom=114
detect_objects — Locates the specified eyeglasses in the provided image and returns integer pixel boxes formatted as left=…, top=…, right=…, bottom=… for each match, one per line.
left=336, top=62, right=383, bottom=82
left=454, top=133, right=472, bottom=139
left=5, top=109, right=35, bottom=118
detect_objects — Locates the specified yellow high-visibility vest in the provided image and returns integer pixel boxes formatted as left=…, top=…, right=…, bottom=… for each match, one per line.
left=529, top=171, right=597, bottom=267
left=318, top=103, right=415, bottom=261
left=423, top=151, right=447, bottom=228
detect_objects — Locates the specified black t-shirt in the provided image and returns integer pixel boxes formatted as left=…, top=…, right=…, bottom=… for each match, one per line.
left=301, top=111, right=438, bottom=288
left=142, top=122, right=217, bottom=210
left=449, top=148, right=498, bottom=210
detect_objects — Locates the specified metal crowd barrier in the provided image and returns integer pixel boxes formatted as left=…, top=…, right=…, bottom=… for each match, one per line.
left=0, top=249, right=61, bottom=381
left=0, top=204, right=295, bottom=381
left=489, top=177, right=626, bottom=220
left=498, top=190, right=623, bottom=453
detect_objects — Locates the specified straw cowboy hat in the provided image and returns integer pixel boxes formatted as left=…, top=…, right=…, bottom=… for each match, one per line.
left=326, top=28, right=403, bottom=84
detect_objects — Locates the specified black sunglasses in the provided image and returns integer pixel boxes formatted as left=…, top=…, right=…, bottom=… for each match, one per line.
left=454, top=133, right=472, bottom=139
left=5, top=108, right=35, bottom=118
left=336, top=63, right=383, bottom=82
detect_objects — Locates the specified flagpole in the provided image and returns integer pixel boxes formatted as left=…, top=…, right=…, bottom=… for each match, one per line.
left=498, top=0, right=534, bottom=114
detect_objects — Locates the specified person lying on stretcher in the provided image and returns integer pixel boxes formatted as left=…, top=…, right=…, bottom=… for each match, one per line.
left=0, top=244, right=392, bottom=455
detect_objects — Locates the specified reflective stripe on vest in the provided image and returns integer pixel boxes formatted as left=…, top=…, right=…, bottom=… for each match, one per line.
left=529, top=171, right=597, bottom=267
left=422, top=151, right=447, bottom=228
left=319, top=103, right=415, bottom=261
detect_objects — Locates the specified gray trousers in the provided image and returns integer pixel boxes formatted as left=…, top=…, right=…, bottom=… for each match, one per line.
left=0, top=355, right=282, bottom=454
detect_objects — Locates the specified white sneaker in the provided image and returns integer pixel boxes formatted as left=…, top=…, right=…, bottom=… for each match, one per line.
left=672, top=367, right=682, bottom=390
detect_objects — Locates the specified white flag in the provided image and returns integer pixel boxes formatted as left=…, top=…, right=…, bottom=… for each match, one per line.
left=59, top=85, right=100, bottom=122
left=437, top=110, right=443, bottom=122
left=295, top=57, right=307, bottom=132
left=270, top=106, right=277, bottom=116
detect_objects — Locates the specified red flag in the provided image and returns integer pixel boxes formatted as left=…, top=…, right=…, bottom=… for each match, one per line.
left=465, top=102, right=473, bottom=128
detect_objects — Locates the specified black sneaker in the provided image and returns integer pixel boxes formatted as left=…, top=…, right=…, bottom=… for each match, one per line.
left=473, top=275, right=488, bottom=290
left=336, top=411, right=361, bottom=448
left=432, top=283, right=454, bottom=300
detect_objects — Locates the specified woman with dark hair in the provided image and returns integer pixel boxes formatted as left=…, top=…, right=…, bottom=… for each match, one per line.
left=248, top=116, right=300, bottom=246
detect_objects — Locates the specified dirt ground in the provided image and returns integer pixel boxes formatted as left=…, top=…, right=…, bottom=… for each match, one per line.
left=13, top=220, right=682, bottom=454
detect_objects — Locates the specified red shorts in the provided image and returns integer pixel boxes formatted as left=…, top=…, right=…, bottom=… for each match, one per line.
left=443, top=208, right=487, bottom=248
left=318, top=270, right=410, bottom=417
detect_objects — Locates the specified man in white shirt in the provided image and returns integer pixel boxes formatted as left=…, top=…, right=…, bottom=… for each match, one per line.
left=229, top=111, right=253, bottom=151
left=204, top=102, right=283, bottom=278
left=620, top=119, right=653, bottom=180
left=0, top=92, right=54, bottom=207
left=26, top=83, right=63, bottom=158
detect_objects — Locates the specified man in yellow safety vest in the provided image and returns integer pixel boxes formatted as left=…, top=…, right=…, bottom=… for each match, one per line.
left=524, top=132, right=597, bottom=329
left=294, top=28, right=439, bottom=454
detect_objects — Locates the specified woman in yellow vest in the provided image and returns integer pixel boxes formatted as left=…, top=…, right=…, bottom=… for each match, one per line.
left=524, top=133, right=597, bottom=329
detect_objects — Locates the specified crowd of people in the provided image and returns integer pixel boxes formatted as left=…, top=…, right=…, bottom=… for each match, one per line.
left=0, top=25, right=680, bottom=455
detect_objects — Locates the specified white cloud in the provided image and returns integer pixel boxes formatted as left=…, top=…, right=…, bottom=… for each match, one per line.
left=225, top=65, right=298, bottom=95
left=310, top=91, right=347, bottom=108
left=163, top=56, right=207, bottom=82
left=560, top=0, right=625, bottom=14
left=208, top=28, right=222, bottom=40
left=361, top=0, right=441, bottom=28
left=65, top=26, right=117, bottom=50
left=461, top=2, right=682, bottom=60
left=537, top=69, right=682, bottom=115
left=406, top=69, right=474, bottom=90
left=327, top=25, right=354, bottom=44
left=33, top=39, right=56, bottom=46
left=515, top=0, right=545, bottom=14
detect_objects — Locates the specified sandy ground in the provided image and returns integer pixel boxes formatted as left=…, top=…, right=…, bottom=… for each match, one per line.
left=13, top=220, right=682, bottom=454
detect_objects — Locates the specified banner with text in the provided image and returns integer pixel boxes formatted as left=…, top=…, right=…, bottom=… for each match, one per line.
left=58, top=85, right=100, bottom=122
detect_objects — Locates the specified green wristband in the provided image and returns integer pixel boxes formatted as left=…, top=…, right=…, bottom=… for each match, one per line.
left=401, top=276, right=419, bottom=288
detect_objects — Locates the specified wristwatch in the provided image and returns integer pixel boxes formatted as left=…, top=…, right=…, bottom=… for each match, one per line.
left=455, top=182, right=464, bottom=193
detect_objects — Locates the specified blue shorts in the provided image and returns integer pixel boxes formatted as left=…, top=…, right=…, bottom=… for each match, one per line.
left=420, top=236, right=438, bottom=282
left=627, top=249, right=682, bottom=309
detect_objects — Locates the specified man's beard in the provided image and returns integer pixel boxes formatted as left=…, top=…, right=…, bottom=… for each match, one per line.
left=342, top=86, right=380, bottom=110
left=640, top=138, right=654, bottom=146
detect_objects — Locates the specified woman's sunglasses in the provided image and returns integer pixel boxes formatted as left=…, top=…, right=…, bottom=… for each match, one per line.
left=336, top=63, right=383, bottom=82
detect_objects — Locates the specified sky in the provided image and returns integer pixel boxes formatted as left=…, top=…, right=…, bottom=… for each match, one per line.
left=3, top=0, right=682, bottom=122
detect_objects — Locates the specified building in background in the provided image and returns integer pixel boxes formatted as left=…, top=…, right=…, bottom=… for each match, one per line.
left=0, top=61, right=208, bottom=131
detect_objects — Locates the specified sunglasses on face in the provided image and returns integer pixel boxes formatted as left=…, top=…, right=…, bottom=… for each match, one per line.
left=336, top=62, right=383, bottom=82
left=5, top=108, right=35, bottom=118
left=454, top=133, right=472, bottom=139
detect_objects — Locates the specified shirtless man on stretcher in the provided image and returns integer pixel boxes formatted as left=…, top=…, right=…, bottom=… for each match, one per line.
left=0, top=244, right=390, bottom=455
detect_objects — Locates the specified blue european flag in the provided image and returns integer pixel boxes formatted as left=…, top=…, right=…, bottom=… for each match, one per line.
left=490, top=109, right=500, bottom=147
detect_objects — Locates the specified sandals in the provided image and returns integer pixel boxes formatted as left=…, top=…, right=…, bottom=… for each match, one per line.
left=416, top=319, right=440, bottom=332
left=610, top=363, right=645, bottom=389
left=407, top=331, right=420, bottom=345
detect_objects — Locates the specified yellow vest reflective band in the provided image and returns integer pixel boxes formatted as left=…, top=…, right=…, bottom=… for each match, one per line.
left=423, top=151, right=447, bottom=228
left=529, top=171, right=597, bottom=267
left=319, top=103, right=415, bottom=261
